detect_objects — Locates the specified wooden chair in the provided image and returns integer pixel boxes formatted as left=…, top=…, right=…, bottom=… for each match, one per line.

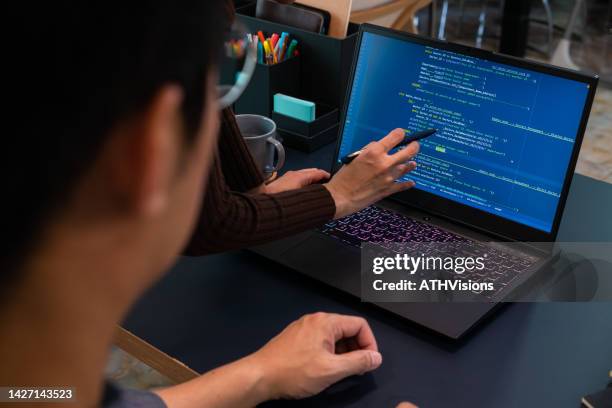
left=350, top=0, right=433, bottom=34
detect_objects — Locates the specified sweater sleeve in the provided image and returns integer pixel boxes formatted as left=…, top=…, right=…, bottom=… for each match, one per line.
left=183, top=108, right=336, bottom=255
left=218, top=107, right=265, bottom=192
left=184, top=154, right=336, bottom=255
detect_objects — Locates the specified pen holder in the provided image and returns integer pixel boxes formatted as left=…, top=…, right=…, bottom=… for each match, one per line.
left=234, top=56, right=301, bottom=117
left=236, top=9, right=359, bottom=109
left=273, top=104, right=340, bottom=152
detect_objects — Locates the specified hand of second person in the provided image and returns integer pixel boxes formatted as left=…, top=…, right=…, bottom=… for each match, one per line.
left=246, top=312, right=382, bottom=400
left=264, top=168, right=330, bottom=194
left=324, top=128, right=419, bottom=219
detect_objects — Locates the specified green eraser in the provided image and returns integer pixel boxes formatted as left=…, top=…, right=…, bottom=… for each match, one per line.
left=273, top=93, right=316, bottom=123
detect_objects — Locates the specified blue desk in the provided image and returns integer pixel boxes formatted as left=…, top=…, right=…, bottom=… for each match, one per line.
left=124, top=144, right=612, bottom=407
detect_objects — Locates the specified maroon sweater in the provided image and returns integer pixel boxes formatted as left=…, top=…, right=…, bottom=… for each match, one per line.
left=185, top=109, right=336, bottom=254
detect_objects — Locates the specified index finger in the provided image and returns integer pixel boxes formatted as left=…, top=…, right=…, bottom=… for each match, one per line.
left=378, top=128, right=406, bottom=153
left=329, top=314, right=378, bottom=352
left=303, top=169, right=331, bottom=184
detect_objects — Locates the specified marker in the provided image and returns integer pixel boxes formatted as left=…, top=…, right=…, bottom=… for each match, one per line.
left=263, top=40, right=272, bottom=64
left=257, top=31, right=266, bottom=45
left=340, top=129, right=437, bottom=165
left=278, top=32, right=288, bottom=48
left=270, top=37, right=279, bottom=63
left=257, top=41, right=264, bottom=64
left=276, top=33, right=287, bottom=58
left=271, top=33, right=280, bottom=49
left=278, top=35, right=289, bottom=61
left=263, top=39, right=271, bottom=55
left=286, top=39, right=298, bottom=60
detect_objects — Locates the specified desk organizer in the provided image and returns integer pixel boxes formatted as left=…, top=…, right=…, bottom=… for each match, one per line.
left=273, top=105, right=340, bottom=152
left=236, top=7, right=359, bottom=109
left=234, top=56, right=301, bottom=117
left=277, top=124, right=339, bottom=152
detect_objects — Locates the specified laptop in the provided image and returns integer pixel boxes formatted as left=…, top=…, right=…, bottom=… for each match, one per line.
left=251, top=24, right=598, bottom=339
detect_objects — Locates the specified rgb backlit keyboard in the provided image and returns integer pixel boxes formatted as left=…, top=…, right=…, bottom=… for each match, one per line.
left=319, top=206, right=537, bottom=297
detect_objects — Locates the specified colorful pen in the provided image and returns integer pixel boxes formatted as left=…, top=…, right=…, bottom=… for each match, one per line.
left=274, top=33, right=284, bottom=55
left=286, top=39, right=298, bottom=60
left=277, top=33, right=288, bottom=61
left=252, top=32, right=297, bottom=64
left=271, top=33, right=280, bottom=50
left=257, top=31, right=266, bottom=46
left=257, top=41, right=264, bottom=64
left=263, top=40, right=271, bottom=60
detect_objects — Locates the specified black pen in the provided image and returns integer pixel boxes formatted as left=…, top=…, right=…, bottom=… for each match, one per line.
left=340, top=128, right=437, bottom=165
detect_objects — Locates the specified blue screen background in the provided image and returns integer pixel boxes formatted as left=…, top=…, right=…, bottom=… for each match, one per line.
left=339, top=32, right=590, bottom=232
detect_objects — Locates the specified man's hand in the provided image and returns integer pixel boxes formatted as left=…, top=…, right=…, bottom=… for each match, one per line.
left=154, top=313, right=382, bottom=408
left=264, top=168, right=330, bottom=194
left=248, top=312, right=382, bottom=400
left=324, top=129, right=419, bottom=218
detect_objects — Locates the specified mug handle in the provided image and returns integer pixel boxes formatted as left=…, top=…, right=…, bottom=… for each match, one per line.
left=266, top=137, right=286, bottom=173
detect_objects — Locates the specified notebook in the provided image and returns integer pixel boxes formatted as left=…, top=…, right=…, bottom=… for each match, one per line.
left=256, top=0, right=326, bottom=34
left=296, top=0, right=353, bottom=38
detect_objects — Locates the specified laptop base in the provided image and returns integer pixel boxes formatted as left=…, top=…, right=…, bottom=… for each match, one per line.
left=250, top=200, right=550, bottom=340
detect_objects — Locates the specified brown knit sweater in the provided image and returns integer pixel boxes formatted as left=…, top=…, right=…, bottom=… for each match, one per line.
left=184, top=108, right=336, bottom=255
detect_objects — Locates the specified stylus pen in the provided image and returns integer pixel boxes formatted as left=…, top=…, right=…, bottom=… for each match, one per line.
left=340, top=128, right=437, bottom=165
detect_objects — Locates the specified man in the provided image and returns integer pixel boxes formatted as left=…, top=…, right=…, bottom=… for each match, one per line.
left=2, top=2, right=419, bottom=407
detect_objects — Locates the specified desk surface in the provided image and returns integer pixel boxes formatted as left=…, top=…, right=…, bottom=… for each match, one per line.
left=124, top=145, right=612, bottom=407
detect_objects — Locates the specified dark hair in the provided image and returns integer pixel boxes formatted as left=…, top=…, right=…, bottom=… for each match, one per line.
left=3, top=2, right=227, bottom=282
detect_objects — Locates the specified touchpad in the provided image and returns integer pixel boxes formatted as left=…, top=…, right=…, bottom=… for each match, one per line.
left=280, top=234, right=361, bottom=297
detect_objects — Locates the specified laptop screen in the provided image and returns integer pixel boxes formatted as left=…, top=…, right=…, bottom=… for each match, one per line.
left=338, top=31, right=591, bottom=233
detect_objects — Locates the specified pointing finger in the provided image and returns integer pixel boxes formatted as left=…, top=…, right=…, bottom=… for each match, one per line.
left=378, top=128, right=406, bottom=153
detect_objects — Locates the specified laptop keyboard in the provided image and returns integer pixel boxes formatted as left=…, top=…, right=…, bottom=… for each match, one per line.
left=319, top=206, right=538, bottom=298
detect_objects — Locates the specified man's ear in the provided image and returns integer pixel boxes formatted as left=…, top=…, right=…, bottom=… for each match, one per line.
left=108, top=85, right=185, bottom=217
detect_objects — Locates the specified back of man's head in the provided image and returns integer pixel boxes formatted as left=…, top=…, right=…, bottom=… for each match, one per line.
left=4, top=2, right=227, bottom=287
